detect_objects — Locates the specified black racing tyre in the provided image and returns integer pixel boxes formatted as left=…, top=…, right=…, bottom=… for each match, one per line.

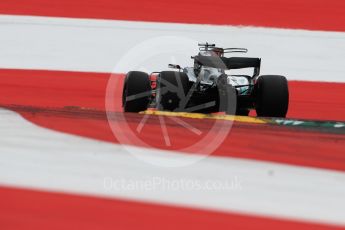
left=157, top=71, right=190, bottom=111
left=255, top=75, right=289, bottom=117
left=236, top=109, right=250, bottom=116
left=216, top=74, right=237, bottom=115
left=122, top=71, right=151, bottom=112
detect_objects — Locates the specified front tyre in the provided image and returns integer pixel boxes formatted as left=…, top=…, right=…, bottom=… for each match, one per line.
left=216, top=74, right=237, bottom=115
left=236, top=109, right=250, bottom=116
left=255, top=75, right=289, bottom=117
left=122, top=71, right=151, bottom=112
left=157, top=71, right=190, bottom=111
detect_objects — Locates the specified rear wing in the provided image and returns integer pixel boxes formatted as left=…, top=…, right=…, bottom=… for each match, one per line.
left=194, top=56, right=261, bottom=77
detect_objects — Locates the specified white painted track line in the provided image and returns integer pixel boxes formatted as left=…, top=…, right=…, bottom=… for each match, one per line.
left=0, top=109, right=344, bottom=226
left=0, top=15, right=345, bottom=82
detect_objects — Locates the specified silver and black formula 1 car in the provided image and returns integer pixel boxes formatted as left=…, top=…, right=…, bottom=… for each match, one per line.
left=122, top=43, right=289, bottom=117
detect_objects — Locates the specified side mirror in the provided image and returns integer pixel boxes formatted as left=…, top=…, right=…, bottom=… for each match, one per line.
left=168, top=64, right=181, bottom=70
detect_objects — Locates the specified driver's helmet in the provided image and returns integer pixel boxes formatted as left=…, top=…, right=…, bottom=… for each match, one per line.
left=212, top=47, right=224, bottom=57
left=198, top=48, right=224, bottom=57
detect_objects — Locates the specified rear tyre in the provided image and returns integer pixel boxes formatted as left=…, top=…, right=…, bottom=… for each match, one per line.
left=157, top=71, right=190, bottom=111
left=122, top=71, right=151, bottom=112
left=255, top=75, right=289, bottom=117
